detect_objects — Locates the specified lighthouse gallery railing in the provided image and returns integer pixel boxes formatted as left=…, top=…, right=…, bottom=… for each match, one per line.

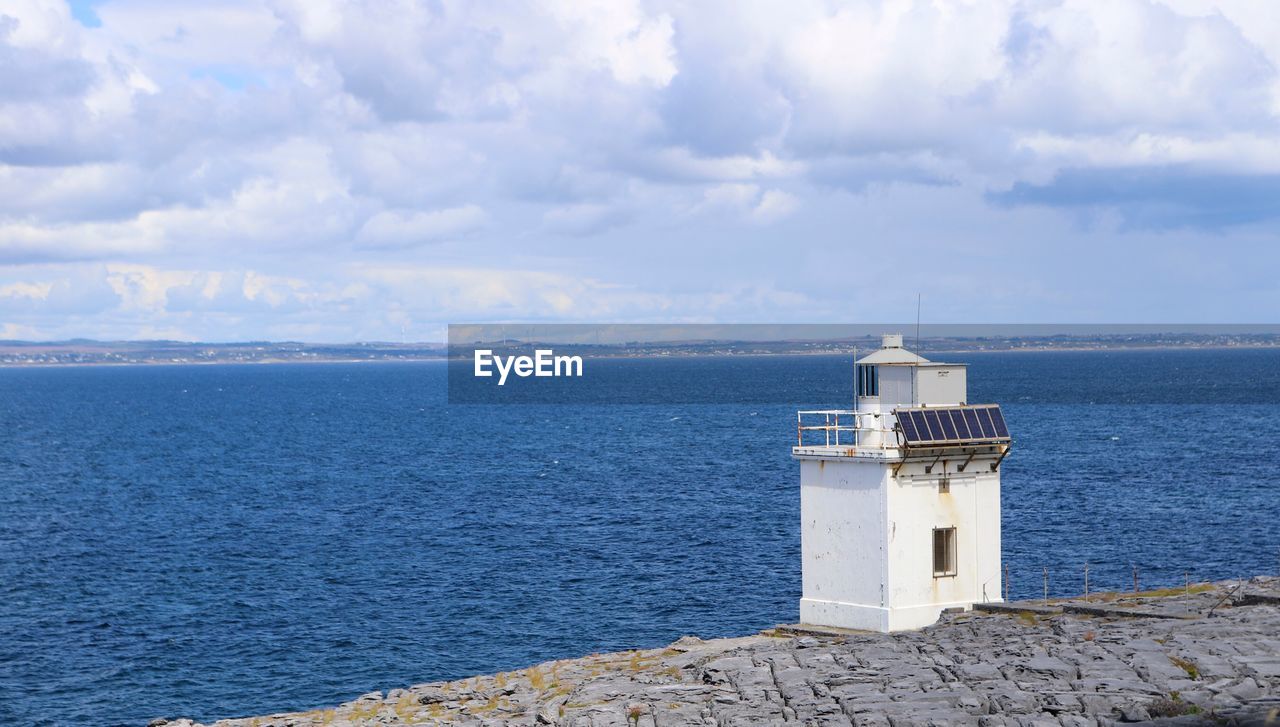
left=795, top=409, right=893, bottom=448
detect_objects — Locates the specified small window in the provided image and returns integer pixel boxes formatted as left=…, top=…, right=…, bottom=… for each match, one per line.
left=857, top=364, right=879, bottom=397
left=932, top=527, right=956, bottom=577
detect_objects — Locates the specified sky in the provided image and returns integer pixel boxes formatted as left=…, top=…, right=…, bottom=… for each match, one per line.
left=1, top=0, right=1279, bottom=342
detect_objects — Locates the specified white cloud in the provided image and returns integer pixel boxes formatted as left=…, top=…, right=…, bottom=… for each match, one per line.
left=1014, top=132, right=1280, bottom=175
left=750, top=189, right=798, bottom=224
left=697, top=183, right=760, bottom=211
left=636, top=148, right=803, bottom=182
left=106, top=264, right=199, bottom=311
left=356, top=205, right=486, bottom=248
left=543, top=0, right=678, bottom=87
left=2, top=0, right=1280, bottom=339
left=692, top=184, right=798, bottom=224
left=0, top=265, right=122, bottom=316
left=541, top=202, right=629, bottom=236
left=0, top=218, right=169, bottom=262
left=0, top=279, right=54, bottom=300
left=0, top=321, right=40, bottom=338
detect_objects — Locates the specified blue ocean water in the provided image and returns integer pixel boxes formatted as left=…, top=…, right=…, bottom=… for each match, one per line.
left=1, top=349, right=1278, bottom=726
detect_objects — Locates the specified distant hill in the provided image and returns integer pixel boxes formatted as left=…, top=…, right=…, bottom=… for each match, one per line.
left=1, top=332, right=1277, bottom=366
left=0, top=340, right=447, bottom=366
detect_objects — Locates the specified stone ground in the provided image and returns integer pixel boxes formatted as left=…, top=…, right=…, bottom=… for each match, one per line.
left=159, top=578, right=1280, bottom=727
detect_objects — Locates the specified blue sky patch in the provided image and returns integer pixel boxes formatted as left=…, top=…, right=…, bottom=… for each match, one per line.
left=189, top=66, right=262, bottom=91
left=991, top=167, right=1280, bottom=231
left=66, top=0, right=103, bottom=28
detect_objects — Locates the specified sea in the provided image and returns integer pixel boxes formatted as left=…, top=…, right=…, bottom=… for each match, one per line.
left=1, top=349, right=1278, bottom=726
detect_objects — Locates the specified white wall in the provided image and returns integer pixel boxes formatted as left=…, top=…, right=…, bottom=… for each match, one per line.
left=797, top=445, right=1004, bottom=631
left=884, top=464, right=1003, bottom=629
left=878, top=365, right=914, bottom=411
left=799, top=458, right=888, bottom=629
left=914, top=365, right=967, bottom=406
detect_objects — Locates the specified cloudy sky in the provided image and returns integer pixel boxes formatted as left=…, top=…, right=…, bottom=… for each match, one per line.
left=1, top=0, right=1278, bottom=341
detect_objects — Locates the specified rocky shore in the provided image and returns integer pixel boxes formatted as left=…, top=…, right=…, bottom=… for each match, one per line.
left=157, top=577, right=1280, bottom=727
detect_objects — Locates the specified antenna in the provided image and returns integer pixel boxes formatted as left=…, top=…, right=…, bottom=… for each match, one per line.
left=912, top=293, right=922, bottom=405
left=852, top=345, right=858, bottom=414
left=915, top=293, right=922, bottom=354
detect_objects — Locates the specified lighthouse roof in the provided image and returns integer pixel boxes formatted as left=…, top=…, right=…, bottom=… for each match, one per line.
left=856, top=347, right=929, bottom=365
left=857, top=333, right=930, bottom=365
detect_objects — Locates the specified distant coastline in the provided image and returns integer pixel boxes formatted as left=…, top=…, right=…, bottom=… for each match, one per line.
left=1, top=334, right=1278, bottom=367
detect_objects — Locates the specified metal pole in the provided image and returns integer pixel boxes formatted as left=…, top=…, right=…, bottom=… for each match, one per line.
left=1132, top=564, right=1139, bottom=593
left=851, top=347, right=858, bottom=448
left=1043, top=566, right=1048, bottom=601
left=915, top=294, right=921, bottom=354
left=1003, top=564, right=1009, bottom=602
left=1185, top=571, right=1190, bottom=596
left=1084, top=564, right=1090, bottom=602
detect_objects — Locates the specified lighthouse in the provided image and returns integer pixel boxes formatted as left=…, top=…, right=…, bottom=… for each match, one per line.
left=793, top=334, right=1011, bottom=632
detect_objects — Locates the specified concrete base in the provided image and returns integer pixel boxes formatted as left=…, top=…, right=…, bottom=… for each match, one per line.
left=974, top=602, right=1062, bottom=616
left=800, top=598, right=890, bottom=632
left=774, top=623, right=874, bottom=637
left=801, top=597, right=996, bottom=632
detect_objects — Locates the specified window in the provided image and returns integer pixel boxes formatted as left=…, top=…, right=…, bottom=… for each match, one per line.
left=857, top=364, right=879, bottom=397
left=932, top=527, right=956, bottom=577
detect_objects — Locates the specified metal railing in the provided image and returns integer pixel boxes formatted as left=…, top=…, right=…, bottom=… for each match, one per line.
left=995, top=562, right=1249, bottom=604
left=796, top=409, right=893, bottom=447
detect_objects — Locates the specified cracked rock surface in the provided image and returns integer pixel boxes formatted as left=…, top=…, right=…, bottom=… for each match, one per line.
left=157, top=578, right=1280, bottom=727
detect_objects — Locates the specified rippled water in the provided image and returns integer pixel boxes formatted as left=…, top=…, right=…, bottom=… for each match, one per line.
left=1, top=350, right=1278, bottom=726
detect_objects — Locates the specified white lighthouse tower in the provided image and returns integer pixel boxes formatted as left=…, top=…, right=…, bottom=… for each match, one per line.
left=793, top=334, right=1011, bottom=632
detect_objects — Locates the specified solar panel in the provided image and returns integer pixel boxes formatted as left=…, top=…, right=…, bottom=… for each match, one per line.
left=908, top=410, right=928, bottom=440
left=922, top=410, right=942, bottom=442
left=962, top=409, right=984, bottom=439
left=989, top=407, right=1009, bottom=438
left=898, top=411, right=920, bottom=442
left=894, top=405, right=1011, bottom=447
left=937, top=409, right=957, bottom=440
left=973, top=408, right=993, bottom=439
